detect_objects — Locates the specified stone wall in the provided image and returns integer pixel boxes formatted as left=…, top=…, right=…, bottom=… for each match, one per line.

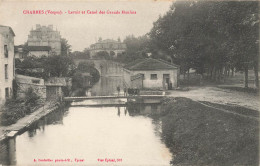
left=17, top=83, right=46, bottom=102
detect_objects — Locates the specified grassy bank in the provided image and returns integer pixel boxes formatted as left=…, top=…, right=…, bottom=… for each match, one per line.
left=160, top=97, right=259, bottom=165
left=0, top=88, right=42, bottom=126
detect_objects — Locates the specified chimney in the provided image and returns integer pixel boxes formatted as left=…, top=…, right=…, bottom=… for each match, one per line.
left=36, top=24, right=41, bottom=30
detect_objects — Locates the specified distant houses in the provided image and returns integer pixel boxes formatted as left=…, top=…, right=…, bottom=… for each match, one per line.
left=89, top=38, right=126, bottom=58
left=123, top=58, right=180, bottom=90
left=27, top=24, right=61, bottom=55
left=14, top=24, right=62, bottom=59
left=0, top=25, right=15, bottom=105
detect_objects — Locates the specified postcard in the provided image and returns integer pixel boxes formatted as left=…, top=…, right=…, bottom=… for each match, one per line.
left=0, top=0, right=259, bottom=166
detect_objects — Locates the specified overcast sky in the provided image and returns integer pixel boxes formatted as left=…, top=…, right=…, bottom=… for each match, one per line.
left=0, top=1, right=172, bottom=51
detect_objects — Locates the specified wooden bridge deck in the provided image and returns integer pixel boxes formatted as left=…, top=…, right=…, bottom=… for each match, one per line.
left=64, top=95, right=165, bottom=101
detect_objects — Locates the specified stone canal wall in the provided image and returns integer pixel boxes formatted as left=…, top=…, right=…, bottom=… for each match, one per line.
left=0, top=102, right=63, bottom=141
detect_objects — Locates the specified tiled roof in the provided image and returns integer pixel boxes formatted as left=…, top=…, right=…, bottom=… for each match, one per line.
left=26, top=46, right=51, bottom=51
left=124, top=58, right=179, bottom=71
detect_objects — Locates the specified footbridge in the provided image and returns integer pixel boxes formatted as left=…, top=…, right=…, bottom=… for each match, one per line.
left=64, top=95, right=166, bottom=102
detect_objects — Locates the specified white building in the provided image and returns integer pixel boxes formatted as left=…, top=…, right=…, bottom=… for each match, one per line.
left=89, top=39, right=126, bottom=58
left=123, top=58, right=179, bottom=89
left=0, top=25, right=15, bottom=105
left=27, top=24, right=61, bottom=55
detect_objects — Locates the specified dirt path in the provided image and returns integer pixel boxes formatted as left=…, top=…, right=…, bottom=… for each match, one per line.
left=168, top=86, right=259, bottom=111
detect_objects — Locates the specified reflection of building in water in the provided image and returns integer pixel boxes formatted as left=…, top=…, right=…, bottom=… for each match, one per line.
left=127, top=103, right=162, bottom=116
left=0, top=138, right=16, bottom=165
left=91, top=77, right=123, bottom=96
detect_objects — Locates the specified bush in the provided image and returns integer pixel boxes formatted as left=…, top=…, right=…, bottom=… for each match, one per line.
left=0, top=98, right=30, bottom=126
left=24, top=87, right=40, bottom=106
left=1, top=88, right=41, bottom=126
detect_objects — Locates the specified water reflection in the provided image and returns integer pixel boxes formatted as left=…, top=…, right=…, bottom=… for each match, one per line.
left=127, top=103, right=163, bottom=116
left=91, top=77, right=123, bottom=96
left=0, top=104, right=171, bottom=166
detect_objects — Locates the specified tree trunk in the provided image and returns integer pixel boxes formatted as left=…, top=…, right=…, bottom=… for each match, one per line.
left=231, top=67, right=234, bottom=77
left=244, top=66, right=249, bottom=88
left=213, top=66, right=217, bottom=81
left=254, top=62, right=259, bottom=89
left=187, top=68, right=190, bottom=84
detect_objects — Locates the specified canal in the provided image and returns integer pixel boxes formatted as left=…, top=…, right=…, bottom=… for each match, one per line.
left=0, top=77, right=172, bottom=166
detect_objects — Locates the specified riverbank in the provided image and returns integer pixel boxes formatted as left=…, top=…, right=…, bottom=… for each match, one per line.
left=167, top=86, right=259, bottom=111
left=0, top=101, right=64, bottom=142
left=160, top=97, right=259, bottom=165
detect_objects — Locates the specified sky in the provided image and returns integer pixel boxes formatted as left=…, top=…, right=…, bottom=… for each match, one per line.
left=0, top=1, right=173, bottom=51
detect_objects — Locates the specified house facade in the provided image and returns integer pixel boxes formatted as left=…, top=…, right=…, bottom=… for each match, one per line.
left=14, top=45, right=27, bottom=59
left=0, top=25, right=15, bottom=105
left=26, top=46, right=51, bottom=57
left=27, top=24, right=61, bottom=55
left=89, top=39, right=126, bottom=58
left=123, top=58, right=179, bottom=90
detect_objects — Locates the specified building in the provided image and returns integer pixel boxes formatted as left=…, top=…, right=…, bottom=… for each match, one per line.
left=26, top=46, right=51, bottom=57
left=45, top=77, right=66, bottom=101
left=27, top=24, right=61, bottom=56
left=123, top=58, right=180, bottom=90
left=0, top=25, right=15, bottom=105
left=89, top=39, right=126, bottom=58
left=15, top=74, right=46, bottom=100
left=14, top=45, right=27, bottom=59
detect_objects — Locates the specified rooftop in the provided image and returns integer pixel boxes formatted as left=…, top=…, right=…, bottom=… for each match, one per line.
left=0, top=25, right=15, bottom=36
left=124, top=58, right=179, bottom=71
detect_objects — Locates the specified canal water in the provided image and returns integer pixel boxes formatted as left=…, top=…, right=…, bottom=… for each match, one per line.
left=0, top=77, right=172, bottom=166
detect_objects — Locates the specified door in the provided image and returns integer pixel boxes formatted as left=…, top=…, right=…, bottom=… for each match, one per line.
left=163, top=74, right=170, bottom=89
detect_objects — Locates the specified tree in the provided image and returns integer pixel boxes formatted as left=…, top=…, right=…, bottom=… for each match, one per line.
left=149, top=1, right=259, bottom=87
left=94, top=51, right=110, bottom=59
left=115, top=35, right=149, bottom=63
left=43, top=55, right=75, bottom=77
left=61, top=38, right=71, bottom=56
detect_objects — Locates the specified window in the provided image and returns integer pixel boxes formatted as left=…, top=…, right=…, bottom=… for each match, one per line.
left=4, top=45, right=8, bottom=58
left=5, top=88, right=9, bottom=99
left=5, top=64, right=8, bottom=79
left=32, top=79, right=40, bottom=84
left=150, top=74, right=157, bottom=80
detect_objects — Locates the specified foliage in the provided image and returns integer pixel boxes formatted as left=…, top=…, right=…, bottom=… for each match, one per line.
left=93, top=51, right=110, bottom=60
left=149, top=1, right=259, bottom=87
left=78, top=62, right=100, bottom=83
left=1, top=88, right=40, bottom=126
left=24, top=87, right=40, bottom=106
left=161, top=97, right=259, bottom=165
left=43, top=55, right=75, bottom=77
left=15, top=55, right=76, bottom=79
left=71, top=49, right=90, bottom=59
left=71, top=61, right=100, bottom=96
left=61, top=38, right=72, bottom=56
left=115, top=35, right=150, bottom=63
